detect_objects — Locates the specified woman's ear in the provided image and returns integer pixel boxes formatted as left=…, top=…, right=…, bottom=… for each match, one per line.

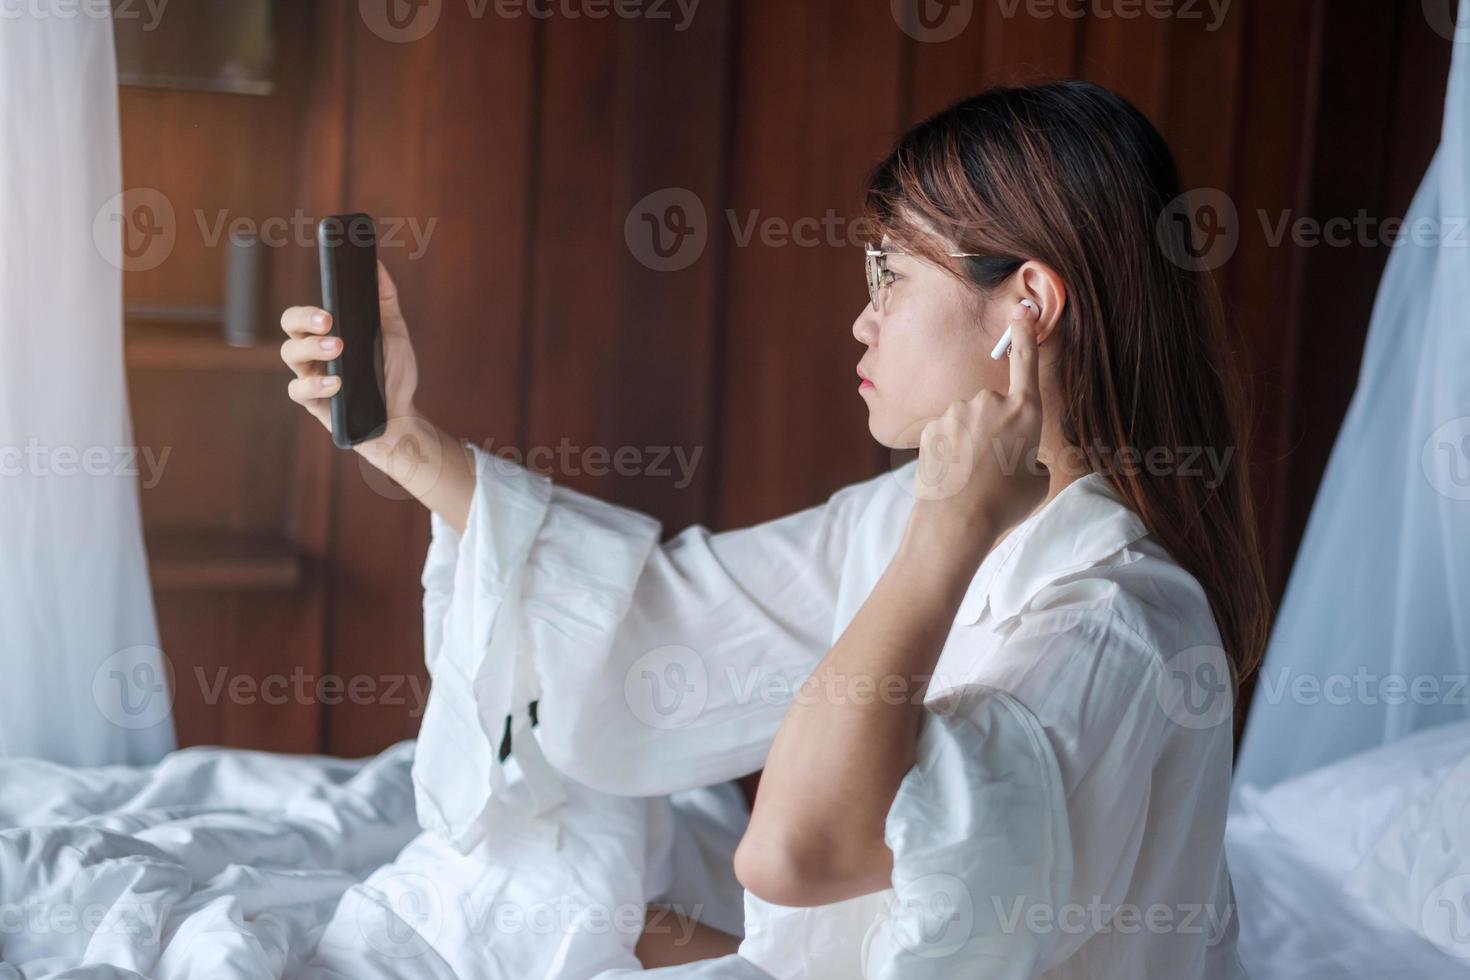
left=1014, top=261, right=1067, bottom=345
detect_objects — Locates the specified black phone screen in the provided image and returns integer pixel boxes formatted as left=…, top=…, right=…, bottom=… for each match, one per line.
left=317, top=213, right=388, bottom=448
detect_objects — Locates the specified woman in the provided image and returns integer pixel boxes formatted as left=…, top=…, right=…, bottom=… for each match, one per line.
left=281, top=80, right=1265, bottom=978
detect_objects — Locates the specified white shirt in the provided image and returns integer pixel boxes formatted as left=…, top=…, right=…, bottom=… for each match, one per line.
left=413, top=444, right=1249, bottom=979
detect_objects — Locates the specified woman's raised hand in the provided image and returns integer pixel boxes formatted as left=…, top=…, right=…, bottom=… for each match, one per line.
left=911, top=301, right=1050, bottom=548
left=277, top=261, right=473, bottom=533
left=279, top=260, right=420, bottom=438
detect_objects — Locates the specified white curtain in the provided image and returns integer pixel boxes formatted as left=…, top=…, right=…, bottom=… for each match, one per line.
left=1236, top=7, right=1469, bottom=791
left=0, top=8, right=174, bottom=763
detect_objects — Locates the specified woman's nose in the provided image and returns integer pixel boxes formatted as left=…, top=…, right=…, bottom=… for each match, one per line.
left=852, top=304, right=878, bottom=346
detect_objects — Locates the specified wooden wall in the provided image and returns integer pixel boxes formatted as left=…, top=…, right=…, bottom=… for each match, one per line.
left=121, top=0, right=1456, bottom=756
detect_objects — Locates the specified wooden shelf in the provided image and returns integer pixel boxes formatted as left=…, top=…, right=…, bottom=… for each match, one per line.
left=146, top=529, right=303, bottom=592
left=123, top=317, right=285, bottom=373
left=125, top=334, right=286, bottom=373
left=125, top=302, right=224, bottom=325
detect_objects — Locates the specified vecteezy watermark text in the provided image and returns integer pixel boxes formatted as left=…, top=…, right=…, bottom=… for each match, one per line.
left=482, top=437, right=703, bottom=490
left=0, top=440, right=170, bottom=488
left=1, top=0, right=168, bottom=31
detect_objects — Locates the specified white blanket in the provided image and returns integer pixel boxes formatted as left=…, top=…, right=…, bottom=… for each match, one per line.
left=0, top=741, right=768, bottom=980
left=1228, top=720, right=1470, bottom=977
left=0, top=742, right=418, bottom=978
left=7, top=720, right=1468, bottom=979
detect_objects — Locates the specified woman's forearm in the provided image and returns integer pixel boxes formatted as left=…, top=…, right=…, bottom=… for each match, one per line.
left=353, top=414, right=477, bottom=534
left=635, top=905, right=742, bottom=968
left=735, top=512, right=996, bottom=907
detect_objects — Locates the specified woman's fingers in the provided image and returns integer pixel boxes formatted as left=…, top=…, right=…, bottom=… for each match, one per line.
left=280, top=334, right=342, bottom=377
left=280, top=305, right=340, bottom=432
left=288, top=374, right=340, bottom=406
left=280, top=305, right=333, bottom=340
left=1005, top=302, right=1041, bottom=403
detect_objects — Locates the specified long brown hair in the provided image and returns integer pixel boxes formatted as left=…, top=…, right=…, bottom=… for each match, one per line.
left=862, top=80, right=1270, bottom=718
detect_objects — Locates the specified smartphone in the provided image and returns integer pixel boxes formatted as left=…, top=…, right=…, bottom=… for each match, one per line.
left=317, top=213, right=388, bottom=449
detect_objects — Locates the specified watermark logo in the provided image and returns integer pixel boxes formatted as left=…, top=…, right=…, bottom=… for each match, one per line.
left=200, top=210, right=437, bottom=259
left=891, top=873, right=975, bottom=958
left=354, top=872, right=445, bottom=959
left=92, top=646, right=174, bottom=730
left=0, top=897, right=169, bottom=946
left=624, top=644, right=708, bottom=729
left=891, top=0, right=974, bottom=43
left=360, top=0, right=443, bottom=42
left=914, top=414, right=984, bottom=503
left=992, top=895, right=1236, bottom=938
left=1257, top=211, right=1469, bottom=250
left=625, top=188, right=708, bottom=272
left=1423, top=417, right=1470, bottom=501
left=1253, top=666, right=1468, bottom=708
left=92, top=198, right=436, bottom=273
left=990, top=0, right=1233, bottom=31
left=0, top=440, right=171, bottom=488
left=1156, top=644, right=1233, bottom=730
left=1421, top=873, right=1470, bottom=959
left=94, top=188, right=176, bottom=273
left=2, top=0, right=167, bottom=30
left=1422, top=0, right=1467, bottom=42
left=356, top=417, right=444, bottom=503
left=1157, top=188, right=1239, bottom=272
left=191, top=667, right=429, bottom=717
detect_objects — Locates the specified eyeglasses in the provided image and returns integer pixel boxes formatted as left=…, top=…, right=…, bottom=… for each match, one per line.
left=864, top=245, right=981, bottom=312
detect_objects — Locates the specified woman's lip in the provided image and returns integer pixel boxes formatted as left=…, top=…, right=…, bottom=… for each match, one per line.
left=858, top=379, right=874, bottom=390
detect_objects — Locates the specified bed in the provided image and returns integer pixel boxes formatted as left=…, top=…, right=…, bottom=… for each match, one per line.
left=1227, top=719, right=1470, bottom=979
left=2, top=721, right=1466, bottom=978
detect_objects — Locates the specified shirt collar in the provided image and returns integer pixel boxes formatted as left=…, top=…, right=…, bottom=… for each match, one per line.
left=954, top=472, right=1151, bottom=626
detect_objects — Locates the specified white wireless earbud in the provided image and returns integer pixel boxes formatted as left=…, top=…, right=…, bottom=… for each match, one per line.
left=989, top=298, right=1040, bottom=360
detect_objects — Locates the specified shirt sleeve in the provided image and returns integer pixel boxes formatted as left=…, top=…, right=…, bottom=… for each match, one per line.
left=866, top=613, right=1172, bottom=978
left=413, top=440, right=883, bottom=854
left=975, top=612, right=1172, bottom=968
left=862, top=686, right=1074, bottom=980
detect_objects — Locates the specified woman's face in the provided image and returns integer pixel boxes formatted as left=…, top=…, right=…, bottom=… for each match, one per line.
left=852, top=247, right=1014, bottom=449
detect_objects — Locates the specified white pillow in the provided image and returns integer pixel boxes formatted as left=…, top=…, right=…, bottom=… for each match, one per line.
left=1344, top=747, right=1470, bottom=958
left=1230, top=719, right=1470, bottom=881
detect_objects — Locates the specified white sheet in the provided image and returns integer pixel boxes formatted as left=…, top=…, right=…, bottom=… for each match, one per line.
left=0, top=740, right=768, bottom=980
left=1227, top=825, right=1468, bottom=979
left=0, top=743, right=419, bottom=978
left=5, top=723, right=1465, bottom=979
left=1227, top=720, right=1470, bottom=978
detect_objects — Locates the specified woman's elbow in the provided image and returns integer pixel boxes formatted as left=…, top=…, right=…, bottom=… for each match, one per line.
left=734, top=832, right=822, bottom=907
left=734, top=828, right=891, bottom=908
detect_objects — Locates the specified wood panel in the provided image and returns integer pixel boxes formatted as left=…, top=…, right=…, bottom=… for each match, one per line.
left=324, top=1, right=540, bottom=756
left=1227, top=0, right=1324, bottom=598
left=1280, top=0, right=1446, bottom=568
left=1076, top=3, right=1173, bottom=120
left=123, top=0, right=333, bottom=754
left=715, top=0, right=910, bottom=529
left=906, top=2, right=1083, bottom=125
left=122, top=0, right=1456, bottom=753
left=607, top=0, right=733, bottom=526
left=521, top=2, right=732, bottom=526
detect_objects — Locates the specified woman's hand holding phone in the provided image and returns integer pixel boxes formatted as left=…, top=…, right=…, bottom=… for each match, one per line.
left=281, top=261, right=418, bottom=428
left=279, top=262, right=475, bottom=533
